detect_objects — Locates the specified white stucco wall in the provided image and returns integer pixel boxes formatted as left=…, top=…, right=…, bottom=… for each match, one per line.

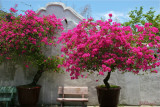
left=0, top=2, right=160, bottom=106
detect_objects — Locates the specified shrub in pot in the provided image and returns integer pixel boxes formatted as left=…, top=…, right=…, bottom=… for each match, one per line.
left=0, top=7, right=64, bottom=106
left=58, top=14, right=160, bottom=107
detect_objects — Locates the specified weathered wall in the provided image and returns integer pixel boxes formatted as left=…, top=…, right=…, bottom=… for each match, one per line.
left=0, top=2, right=160, bottom=106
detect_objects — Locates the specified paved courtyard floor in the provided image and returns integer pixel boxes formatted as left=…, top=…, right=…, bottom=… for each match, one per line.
left=1, top=104, right=160, bottom=107
left=18, top=105, right=160, bottom=107
left=2, top=105, right=160, bottom=107
left=41, top=105, right=160, bottom=107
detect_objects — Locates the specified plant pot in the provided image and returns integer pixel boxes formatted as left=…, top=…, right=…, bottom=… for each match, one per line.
left=16, top=85, right=41, bottom=106
left=96, top=86, right=121, bottom=107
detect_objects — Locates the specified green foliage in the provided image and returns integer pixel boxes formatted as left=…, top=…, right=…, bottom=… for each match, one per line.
left=39, top=55, right=64, bottom=72
left=98, top=84, right=120, bottom=88
left=122, top=6, right=160, bottom=35
left=0, top=10, right=8, bottom=19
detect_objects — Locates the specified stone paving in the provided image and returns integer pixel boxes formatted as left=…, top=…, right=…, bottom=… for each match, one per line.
left=5, top=105, right=155, bottom=107
left=41, top=105, right=160, bottom=107
left=36, top=105, right=160, bottom=107
left=2, top=104, right=159, bottom=107
left=2, top=104, right=160, bottom=107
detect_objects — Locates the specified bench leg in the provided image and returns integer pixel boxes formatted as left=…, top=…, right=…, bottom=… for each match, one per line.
left=6, top=102, right=8, bottom=107
left=61, top=102, right=64, bottom=107
left=82, top=102, right=85, bottom=107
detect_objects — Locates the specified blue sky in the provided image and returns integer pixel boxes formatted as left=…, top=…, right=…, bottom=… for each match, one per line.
left=1, top=0, right=160, bottom=23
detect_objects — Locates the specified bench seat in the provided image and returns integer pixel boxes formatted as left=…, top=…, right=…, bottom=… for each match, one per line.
left=57, top=86, right=88, bottom=107
left=57, top=98, right=88, bottom=102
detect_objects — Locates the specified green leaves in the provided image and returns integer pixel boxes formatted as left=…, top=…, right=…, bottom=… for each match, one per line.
left=122, top=6, right=160, bottom=35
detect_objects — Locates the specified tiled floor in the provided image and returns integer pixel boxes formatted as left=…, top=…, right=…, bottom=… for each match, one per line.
left=44, top=105, right=160, bottom=107
left=40, top=105, right=160, bottom=107
left=42, top=105, right=160, bottom=107
left=1, top=104, right=160, bottom=107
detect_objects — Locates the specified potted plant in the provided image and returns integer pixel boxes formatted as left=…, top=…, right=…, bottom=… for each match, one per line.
left=58, top=14, right=160, bottom=107
left=0, top=7, right=64, bottom=106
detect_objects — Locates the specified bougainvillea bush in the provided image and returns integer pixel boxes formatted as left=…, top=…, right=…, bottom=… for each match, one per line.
left=59, top=14, right=160, bottom=88
left=0, top=8, right=64, bottom=86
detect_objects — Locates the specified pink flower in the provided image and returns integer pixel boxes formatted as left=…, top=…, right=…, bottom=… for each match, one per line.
left=99, top=71, right=104, bottom=75
left=41, top=37, right=48, bottom=44
left=57, top=64, right=61, bottom=68
left=104, top=58, right=115, bottom=65
left=25, top=65, right=29, bottom=68
left=32, top=41, right=36, bottom=45
left=151, top=70, right=158, bottom=73
left=81, top=75, right=84, bottom=78
left=148, top=43, right=153, bottom=47
left=6, top=57, right=11, bottom=59
left=22, top=50, right=26, bottom=53
left=109, top=13, right=112, bottom=17
left=15, top=4, right=18, bottom=7
left=137, top=52, right=143, bottom=58
left=105, top=67, right=111, bottom=72
left=126, top=58, right=134, bottom=65
left=9, top=7, right=18, bottom=13
left=133, top=70, right=139, bottom=74
left=108, top=19, right=112, bottom=22
left=85, top=76, right=88, bottom=78
left=49, top=43, right=52, bottom=45
left=61, top=54, right=64, bottom=57
left=21, top=33, right=25, bottom=37
left=82, top=53, right=90, bottom=58
left=33, top=29, right=37, bottom=33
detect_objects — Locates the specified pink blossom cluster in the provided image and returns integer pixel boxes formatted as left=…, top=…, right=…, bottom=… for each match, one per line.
left=9, top=7, right=18, bottom=13
left=0, top=8, right=63, bottom=67
left=59, top=17, right=160, bottom=79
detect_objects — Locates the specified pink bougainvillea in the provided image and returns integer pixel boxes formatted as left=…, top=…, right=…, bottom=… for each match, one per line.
left=0, top=8, right=64, bottom=71
left=9, top=7, right=18, bottom=13
left=109, top=13, right=112, bottom=17
left=59, top=16, right=160, bottom=80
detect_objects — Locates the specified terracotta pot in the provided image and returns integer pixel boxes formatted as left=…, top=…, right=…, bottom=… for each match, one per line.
left=96, top=86, right=121, bottom=107
left=16, top=85, right=41, bottom=106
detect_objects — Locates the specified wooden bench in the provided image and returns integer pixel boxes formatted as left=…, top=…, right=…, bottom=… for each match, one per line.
left=0, top=86, right=16, bottom=107
left=57, top=86, right=88, bottom=107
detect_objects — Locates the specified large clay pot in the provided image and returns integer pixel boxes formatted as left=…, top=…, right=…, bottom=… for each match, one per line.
left=16, top=85, right=41, bottom=107
left=96, top=86, right=121, bottom=107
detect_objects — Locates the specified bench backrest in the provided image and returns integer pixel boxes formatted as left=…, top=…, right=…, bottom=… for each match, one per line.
left=58, top=86, right=88, bottom=98
left=0, top=86, right=16, bottom=93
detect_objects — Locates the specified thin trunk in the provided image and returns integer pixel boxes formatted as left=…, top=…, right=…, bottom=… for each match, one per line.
left=29, top=70, right=44, bottom=86
left=103, top=71, right=111, bottom=88
left=28, top=64, right=44, bottom=86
